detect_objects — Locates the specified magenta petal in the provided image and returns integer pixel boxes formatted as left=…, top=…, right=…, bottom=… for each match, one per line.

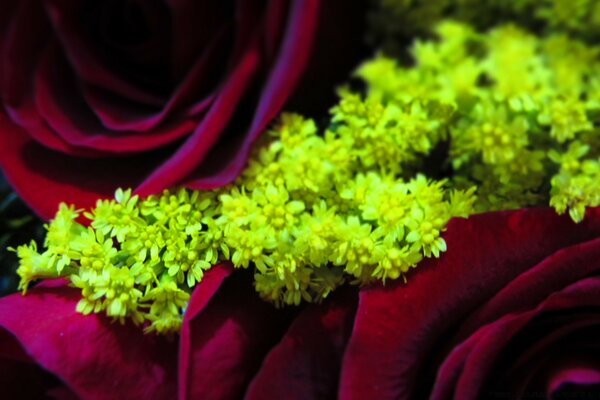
left=166, top=1, right=235, bottom=82
left=183, top=262, right=234, bottom=322
left=134, top=36, right=262, bottom=196
left=339, top=208, right=600, bottom=400
left=433, top=278, right=600, bottom=399
left=0, top=113, right=168, bottom=219
left=179, top=271, right=292, bottom=400
left=185, top=0, right=321, bottom=190
left=43, top=0, right=165, bottom=107
left=547, top=364, right=600, bottom=396
left=0, top=281, right=178, bottom=400
left=79, top=26, right=227, bottom=132
left=246, top=287, right=358, bottom=400
left=34, top=45, right=198, bottom=154
left=178, top=262, right=233, bottom=396
left=456, top=235, right=600, bottom=339
left=1, top=0, right=50, bottom=109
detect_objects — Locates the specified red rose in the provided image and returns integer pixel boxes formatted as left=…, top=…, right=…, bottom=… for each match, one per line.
left=1, top=208, right=599, bottom=399
left=0, top=0, right=366, bottom=219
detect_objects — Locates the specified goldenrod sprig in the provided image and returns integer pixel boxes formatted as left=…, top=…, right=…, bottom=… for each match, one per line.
left=13, top=19, right=600, bottom=334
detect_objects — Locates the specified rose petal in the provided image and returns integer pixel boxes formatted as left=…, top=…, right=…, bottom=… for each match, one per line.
left=0, top=329, right=67, bottom=399
left=0, top=352, right=66, bottom=399
left=339, top=208, right=600, bottom=399
left=134, top=35, right=262, bottom=196
left=1, top=1, right=191, bottom=157
left=184, top=0, right=321, bottom=190
left=1, top=0, right=49, bottom=109
left=166, top=1, right=236, bottom=82
left=432, top=278, right=600, bottom=399
left=456, top=235, right=600, bottom=339
left=263, top=1, right=289, bottom=63
left=246, top=287, right=358, bottom=400
left=34, top=44, right=198, bottom=153
left=0, top=280, right=178, bottom=399
left=0, top=0, right=18, bottom=71
left=548, top=364, right=600, bottom=397
left=44, top=0, right=166, bottom=107
left=0, top=0, right=95, bottom=156
left=0, top=114, right=168, bottom=219
left=178, top=262, right=233, bottom=395
left=183, top=262, right=234, bottom=322
left=184, top=0, right=368, bottom=190
left=484, top=313, right=600, bottom=399
left=179, top=270, right=293, bottom=400
left=80, top=26, right=229, bottom=132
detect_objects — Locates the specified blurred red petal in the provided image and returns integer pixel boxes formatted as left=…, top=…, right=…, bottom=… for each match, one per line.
left=179, top=271, right=292, bottom=400
left=547, top=363, right=600, bottom=396
left=339, top=208, right=600, bottom=399
left=456, top=235, right=600, bottom=338
left=432, top=278, right=600, bottom=399
left=0, top=280, right=178, bottom=399
left=246, top=287, right=358, bottom=400
left=135, top=36, right=262, bottom=196
left=178, top=262, right=233, bottom=395
left=0, top=113, right=166, bottom=219
left=44, top=0, right=165, bottom=107
left=185, top=0, right=321, bottom=190
left=34, top=44, right=198, bottom=153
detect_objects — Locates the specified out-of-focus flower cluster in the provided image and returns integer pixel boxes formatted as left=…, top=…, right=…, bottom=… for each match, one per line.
left=370, top=0, right=600, bottom=56
left=12, top=106, right=475, bottom=333
left=12, top=19, right=600, bottom=334
left=361, top=20, right=600, bottom=219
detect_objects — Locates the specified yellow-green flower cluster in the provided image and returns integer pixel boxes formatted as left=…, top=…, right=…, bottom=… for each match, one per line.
left=12, top=97, right=474, bottom=333
left=13, top=190, right=218, bottom=334
left=360, top=20, right=600, bottom=219
left=12, top=106, right=475, bottom=333
left=369, top=0, right=600, bottom=56
left=14, top=19, right=600, bottom=334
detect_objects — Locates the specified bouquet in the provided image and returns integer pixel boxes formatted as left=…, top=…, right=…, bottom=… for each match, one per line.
left=0, top=1, right=599, bottom=399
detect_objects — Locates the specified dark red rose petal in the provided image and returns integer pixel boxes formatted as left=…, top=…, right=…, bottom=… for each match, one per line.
left=283, top=0, right=368, bottom=117
left=184, top=0, right=367, bottom=190
left=1, top=327, right=81, bottom=400
left=547, top=363, right=600, bottom=397
left=2, top=1, right=207, bottom=156
left=0, top=114, right=169, bottom=219
left=0, top=280, right=178, bottom=400
left=178, top=262, right=233, bottom=395
left=339, top=208, right=600, bottom=399
left=179, top=270, right=293, bottom=400
left=44, top=0, right=167, bottom=108
left=185, top=0, right=321, bottom=190
left=0, top=0, right=18, bottom=65
left=166, top=1, right=236, bottom=83
left=0, top=0, right=365, bottom=217
left=80, top=26, right=228, bottom=132
left=0, top=0, right=95, bottom=156
left=455, top=235, right=600, bottom=339
left=2, top=0, right=49, bottom=109
left=263, top=1, right=289, bottom=63
left=134, top=35, right=262, bottom=196
left=431, top=278, right=600, bottom=399
left=34, top=44, right=199, bottom=153
left=483, top=313, right=600, bottom=398
left=182, top=262, right=234, bottom=322
left=246, top=287, right=358, bottom=400
left=0, top=351, right=71, bottom=399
